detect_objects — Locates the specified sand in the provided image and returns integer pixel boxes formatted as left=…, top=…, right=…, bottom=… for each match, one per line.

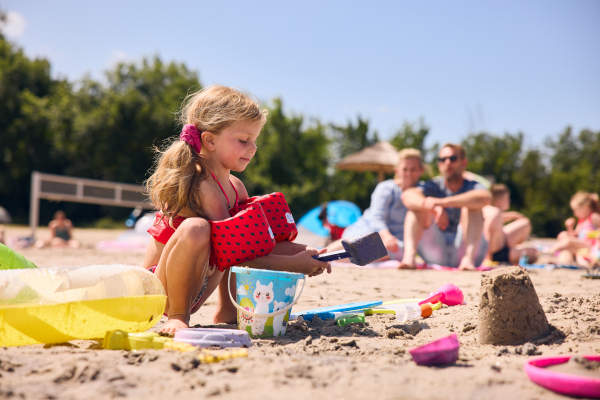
left=479, top=267, right=550, bottom=345
left=0, top=225, right=599, bottom=400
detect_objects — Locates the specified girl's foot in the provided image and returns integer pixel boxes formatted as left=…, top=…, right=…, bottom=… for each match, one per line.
left=213, top=308, right=237, bottom=324
left=159, top=316, right=189, bottom=336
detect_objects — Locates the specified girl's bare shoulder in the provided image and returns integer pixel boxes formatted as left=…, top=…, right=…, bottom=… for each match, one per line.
left=198, top=179, right=230, bottom=220
left=230, top=174, right=249, bottom=201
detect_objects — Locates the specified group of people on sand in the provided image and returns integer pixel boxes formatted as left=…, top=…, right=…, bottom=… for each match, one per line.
left=91, top=83, right=595, bottom=335
left=326, top=143, right=539, bottom=270
left=327, top=143, right=600, bottom=271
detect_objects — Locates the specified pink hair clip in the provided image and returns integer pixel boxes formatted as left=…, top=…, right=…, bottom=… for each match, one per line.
left=180, top=124, right=203, bottom=153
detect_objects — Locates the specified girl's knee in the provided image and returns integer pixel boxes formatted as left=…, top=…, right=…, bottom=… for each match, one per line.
left=177, top=218, right=211, bottom=249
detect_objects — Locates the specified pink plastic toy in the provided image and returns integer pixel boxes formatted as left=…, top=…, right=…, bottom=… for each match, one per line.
left=418, top=283, right=464, bottom=306
left=524, top=355, right=600, bottom=398
left=409, top=333, right=459, bottom=366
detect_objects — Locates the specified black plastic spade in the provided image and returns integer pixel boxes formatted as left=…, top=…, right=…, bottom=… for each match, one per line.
left=314, top=232, right=387, bottom=265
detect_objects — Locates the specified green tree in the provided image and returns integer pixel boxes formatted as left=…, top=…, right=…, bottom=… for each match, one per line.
left=66, top=56, right=200, bottom=184
left=0, top=35, right=67, bottom=220
left=389, top=119, right=429, bottom=154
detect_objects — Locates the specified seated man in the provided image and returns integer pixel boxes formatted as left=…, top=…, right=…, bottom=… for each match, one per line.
left=400, top=143, right=491, bottom=270
left=325, top=148, right=425, bottom=262
left=483, top=184, right=537, bottom=265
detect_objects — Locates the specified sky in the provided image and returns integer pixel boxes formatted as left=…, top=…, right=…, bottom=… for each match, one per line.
left=2, top=1, right=599, bottom=149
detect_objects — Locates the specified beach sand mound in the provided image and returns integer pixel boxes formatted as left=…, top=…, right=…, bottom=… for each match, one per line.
left=479, top=266, right=550, bottom=345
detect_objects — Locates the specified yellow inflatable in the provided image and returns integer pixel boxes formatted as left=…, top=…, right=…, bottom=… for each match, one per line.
left=0, top=264, right=166, bottom=347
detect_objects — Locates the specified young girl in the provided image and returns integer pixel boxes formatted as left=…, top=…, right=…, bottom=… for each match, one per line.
left=551, top=191, right=600, bottom=268
left=143, top=85, right=330, bottom=335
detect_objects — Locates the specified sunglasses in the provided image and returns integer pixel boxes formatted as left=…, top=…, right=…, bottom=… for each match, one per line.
left=437, top=155, right=459, bottom=163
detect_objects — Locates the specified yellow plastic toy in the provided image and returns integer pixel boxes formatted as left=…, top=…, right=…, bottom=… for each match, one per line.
left=197, top=348, right=249, bottom=363
left=0, top=265, right=166, bottom=347
left=103, top=330, right=198, bottom=352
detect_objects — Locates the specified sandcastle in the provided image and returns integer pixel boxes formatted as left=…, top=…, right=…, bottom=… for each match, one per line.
left=479, top=266, right=550, bottom=345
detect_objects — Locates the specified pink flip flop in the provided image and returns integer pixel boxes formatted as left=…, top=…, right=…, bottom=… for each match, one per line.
left=524, top=355, right=600, bottom=398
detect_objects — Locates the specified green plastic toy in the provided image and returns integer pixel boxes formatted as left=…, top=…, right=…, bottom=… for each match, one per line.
left=336, top=314, right=365, bottom=327
left=0, top=243, right=37, bottom=270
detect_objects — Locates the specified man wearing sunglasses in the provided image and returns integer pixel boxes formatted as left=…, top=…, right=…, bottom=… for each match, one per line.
left=399, top=143, right=491, bottom=270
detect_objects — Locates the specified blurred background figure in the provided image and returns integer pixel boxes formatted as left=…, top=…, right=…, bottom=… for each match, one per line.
left=327, top=148, right=425, bottom=262
left=0, top=206, right=11, bottom=245
left=297, top=200, right=362, bottom=246
left=550, top=191, right=600, bottom=268
left=483, top=183, right=537, bottom=265
left=317, top=202, right=345, bottom=242
left=35, top=210, right=80, bottom=249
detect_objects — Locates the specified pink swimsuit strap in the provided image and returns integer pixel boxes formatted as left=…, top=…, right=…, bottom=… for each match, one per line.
left=209, top=170, right=239, bottom=210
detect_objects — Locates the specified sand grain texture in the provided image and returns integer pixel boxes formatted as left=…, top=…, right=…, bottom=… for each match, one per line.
left=0, top=226, right=599, bottom=400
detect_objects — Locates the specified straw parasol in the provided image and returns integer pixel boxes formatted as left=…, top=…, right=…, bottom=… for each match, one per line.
left=336, top=141, right=399, bottom=181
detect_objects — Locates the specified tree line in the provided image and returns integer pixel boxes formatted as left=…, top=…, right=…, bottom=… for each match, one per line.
left=1, top=34, right=598, bottom=236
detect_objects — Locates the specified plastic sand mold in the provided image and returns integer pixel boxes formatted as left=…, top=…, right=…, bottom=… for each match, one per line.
left=524, top=355, right=600, bottom=398
left=174, top=328, right=252, bottom=348
left=409, top=334, right=460, bottom=366
left=0, top=265, right=166, bottom=346
left=198, top=348, right=249, bottom=363
left=102, top=330, right=195, bottom=351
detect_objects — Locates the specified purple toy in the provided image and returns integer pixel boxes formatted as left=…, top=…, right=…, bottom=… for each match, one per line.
left=409, top=334, right=460, bottom=366
left=174, top=328, right=252, bottom=348
left=418, top=284, right=464, bottom=306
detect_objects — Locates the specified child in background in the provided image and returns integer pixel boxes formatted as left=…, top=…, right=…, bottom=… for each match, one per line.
left=551, top=191, right=600, bottom=268
left=35, top=210, right=80, bottom=249
left=143, top=85, right=330, bottom=335
left=317, top=202, right=345, bottom=243
left=482, top=184, right=537, bottom=265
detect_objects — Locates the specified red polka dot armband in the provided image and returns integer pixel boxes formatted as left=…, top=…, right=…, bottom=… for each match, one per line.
left=209, top=203, right=276, bottom=271
left=231, top=192, right=298, bottom=242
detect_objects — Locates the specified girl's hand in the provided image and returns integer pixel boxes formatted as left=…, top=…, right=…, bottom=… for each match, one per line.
left=288, top=248, right=331, bottom=276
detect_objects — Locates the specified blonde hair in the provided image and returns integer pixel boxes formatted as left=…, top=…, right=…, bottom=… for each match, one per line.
left=146, top=85, right=267, bottom=221
left=570, top=191, right=600, bottom=213
left=440, top=143, right=466, bottom=159
left=397, top=148, right=423, bottom=166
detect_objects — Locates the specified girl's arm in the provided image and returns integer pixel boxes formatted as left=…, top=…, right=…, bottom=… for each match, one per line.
left=243, top=247, right=329, bottom=276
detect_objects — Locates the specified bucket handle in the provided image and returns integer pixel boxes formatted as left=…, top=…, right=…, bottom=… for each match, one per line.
left=227, top=267, right=305, bottom=318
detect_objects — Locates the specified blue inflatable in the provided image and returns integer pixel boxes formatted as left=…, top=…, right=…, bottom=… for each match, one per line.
left=297, top=201, right=362, bottom=237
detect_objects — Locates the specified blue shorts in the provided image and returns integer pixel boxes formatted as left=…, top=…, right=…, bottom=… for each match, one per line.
left=417, top=224, right=488, bottom=268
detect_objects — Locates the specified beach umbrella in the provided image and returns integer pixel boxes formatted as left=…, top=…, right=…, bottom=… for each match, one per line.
left=297, top=200, right=362, bottom=237
left=336, top=141, right=399, bottom=181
